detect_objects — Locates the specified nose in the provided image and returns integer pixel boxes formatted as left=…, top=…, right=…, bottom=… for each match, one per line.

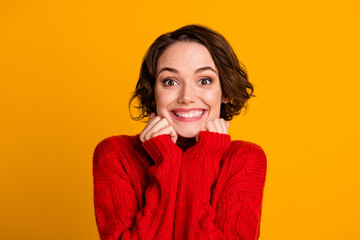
left=178, top=82, right=196, bottom=104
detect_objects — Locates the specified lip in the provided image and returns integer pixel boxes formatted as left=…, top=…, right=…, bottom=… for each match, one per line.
left=171, top=108, right=207, bottom=122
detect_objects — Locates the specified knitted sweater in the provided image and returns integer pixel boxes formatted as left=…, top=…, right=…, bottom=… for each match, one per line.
left=93, top=131, right=267, bottom=240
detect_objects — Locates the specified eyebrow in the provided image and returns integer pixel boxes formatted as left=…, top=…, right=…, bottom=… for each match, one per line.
left=157, top=66, right=218, bottom=76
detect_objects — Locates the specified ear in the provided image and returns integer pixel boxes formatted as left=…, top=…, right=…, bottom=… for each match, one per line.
left=221, top=96, right=230, bottom=104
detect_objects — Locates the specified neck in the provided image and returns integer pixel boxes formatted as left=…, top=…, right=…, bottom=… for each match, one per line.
left=176, top=135, right=196, bottom=152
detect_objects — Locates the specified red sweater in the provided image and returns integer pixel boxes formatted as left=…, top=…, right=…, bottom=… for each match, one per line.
left=93, top=131, right=267, bottom=240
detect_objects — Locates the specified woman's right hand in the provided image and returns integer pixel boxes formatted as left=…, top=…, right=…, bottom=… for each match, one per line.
left=139, top=113, right=178, bottom=144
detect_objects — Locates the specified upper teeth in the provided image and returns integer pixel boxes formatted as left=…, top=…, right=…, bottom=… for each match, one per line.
left=174, top=110, right=204, bottom=118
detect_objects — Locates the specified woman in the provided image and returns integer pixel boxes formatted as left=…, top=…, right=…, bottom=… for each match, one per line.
left=93, top=24, right=267, bottom=240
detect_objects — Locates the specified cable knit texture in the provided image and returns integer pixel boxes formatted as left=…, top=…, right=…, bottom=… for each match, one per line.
left=93, top=131, right=267, bottom=240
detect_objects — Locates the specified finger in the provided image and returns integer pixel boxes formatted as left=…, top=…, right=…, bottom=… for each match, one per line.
left=148, top=113, right=158, bottom=125
left=206, top=119, right=226, bottom=134
left=205, top=120, right=216, bottom=132
left=150, top=118, right=170, bottom=133
left=211, top=119, right=221, bottom=133
left=140, top=116, right=161, bottom=142
left=219, top=118, right=228, bottom=134
left=141, top=118, right=158, bottom=142
left=199, top=122, right=206, bottom=132
left=225, top=121, right=230, bottom=134
left=214, top=119, right=224, bottom=133
left=151, top=125, right=178, bottom=143
left=149, top=112, right=156, bottom=121
left=195, top=125, right=206, bottom=142
left=144, top=118, right=170, bottom=141
left=168, top=125, right=178, bottom=143
left=208, top=119, right=220, bottom=133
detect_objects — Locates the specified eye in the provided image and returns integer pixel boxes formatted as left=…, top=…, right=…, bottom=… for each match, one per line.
left=198, top=78, right=212, bottom=85
left=162, top=78, right=178, bottom=86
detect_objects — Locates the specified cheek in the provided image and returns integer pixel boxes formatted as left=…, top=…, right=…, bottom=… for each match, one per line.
left=201, top=89, right=222, bottom=107
left=200, top=89, right=222, bottom=118
left=155, top=89, right=173, bottom=116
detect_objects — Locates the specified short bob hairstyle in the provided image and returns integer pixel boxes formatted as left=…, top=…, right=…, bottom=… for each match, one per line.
left=129, top=24, right=254, bottom=121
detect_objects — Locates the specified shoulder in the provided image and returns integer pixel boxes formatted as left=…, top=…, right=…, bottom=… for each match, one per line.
left=223, top=140, right=267, bottom=178
left=93, top=134, right=141, bottom=163
left=227, top=140, right=266, bottom=159
left=93, top=135, right=145, bottom=186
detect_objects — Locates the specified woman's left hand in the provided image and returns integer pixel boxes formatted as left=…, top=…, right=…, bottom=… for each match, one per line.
left=196, top=118, right=230, bottom=141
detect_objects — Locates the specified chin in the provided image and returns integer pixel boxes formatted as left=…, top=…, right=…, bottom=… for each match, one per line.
left=176, top=129, right=199, bottom=138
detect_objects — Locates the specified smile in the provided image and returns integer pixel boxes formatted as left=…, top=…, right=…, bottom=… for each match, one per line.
left=171, top=109, right=206, bottom=122
left=173, top=110, right=204, bottom=118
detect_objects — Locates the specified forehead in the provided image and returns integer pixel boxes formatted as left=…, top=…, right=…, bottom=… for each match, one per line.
left=156, top=42, right=217, bottom=73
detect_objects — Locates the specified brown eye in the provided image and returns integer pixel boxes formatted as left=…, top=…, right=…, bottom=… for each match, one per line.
left=163, top=78, right=178, bottom=86
left=198, top=78, right=212, bottom=85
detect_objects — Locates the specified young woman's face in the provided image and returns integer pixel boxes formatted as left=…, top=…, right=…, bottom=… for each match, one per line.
left=154, top=41, right=227, bottom=138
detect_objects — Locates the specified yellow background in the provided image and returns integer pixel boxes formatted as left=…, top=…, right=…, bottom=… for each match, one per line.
left=1, top=0, right=359, bottom=239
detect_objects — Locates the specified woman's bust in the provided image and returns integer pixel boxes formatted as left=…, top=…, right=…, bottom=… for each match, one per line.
left=93, top=24, right=267, bottom=240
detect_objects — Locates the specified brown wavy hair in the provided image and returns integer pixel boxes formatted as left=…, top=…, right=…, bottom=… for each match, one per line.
left=129, top=24, right=254, bottom=121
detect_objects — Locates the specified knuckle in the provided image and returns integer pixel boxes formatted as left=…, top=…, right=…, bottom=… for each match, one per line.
left=145, top=132, right=151, bottom=141
left=140, top=132, right=146, bottom=141
left=159, top=118, right=169, bottom=125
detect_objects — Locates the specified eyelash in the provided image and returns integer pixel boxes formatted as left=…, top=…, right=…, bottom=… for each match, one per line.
left=162, top=78, right=178, bottom=86
left=198, top=78, right=212, bottom=85
left=162, top=78, right=212, bottom=86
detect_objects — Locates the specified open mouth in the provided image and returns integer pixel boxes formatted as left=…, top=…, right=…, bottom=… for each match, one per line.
left=173, top=110, right=204, bottom=118
left=171, top=109, right=206, bottom=122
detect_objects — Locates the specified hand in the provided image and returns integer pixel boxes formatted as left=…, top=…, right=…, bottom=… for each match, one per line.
left=196, top=118, right=230, bottom=141
left=139, top=113, right=178, bottom=143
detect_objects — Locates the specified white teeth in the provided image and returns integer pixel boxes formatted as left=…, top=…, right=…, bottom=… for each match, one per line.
left=174, top=110, right=204, bottom=118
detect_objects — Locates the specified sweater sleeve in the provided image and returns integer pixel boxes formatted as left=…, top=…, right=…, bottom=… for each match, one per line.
left=175, top=131, right=267, bottom=240
left=93, top=135, right=182, bottom=240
